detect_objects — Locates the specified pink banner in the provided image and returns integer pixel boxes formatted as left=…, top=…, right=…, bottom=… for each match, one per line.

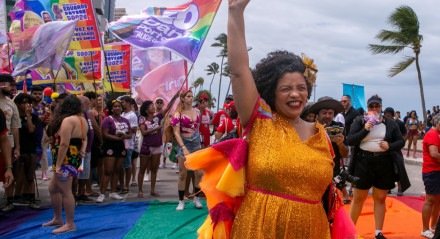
left=134, top=59, right=187, bottom=105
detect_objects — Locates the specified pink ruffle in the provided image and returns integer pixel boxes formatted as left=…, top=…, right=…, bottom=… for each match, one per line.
left=209, top=202, right=235, bottom=226
left=331, top=207, right=357, bottom=239
left=212, top=139, right=248, bottom=171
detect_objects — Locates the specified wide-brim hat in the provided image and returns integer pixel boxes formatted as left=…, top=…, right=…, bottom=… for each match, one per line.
left=309, top=96, right=344, bottom=115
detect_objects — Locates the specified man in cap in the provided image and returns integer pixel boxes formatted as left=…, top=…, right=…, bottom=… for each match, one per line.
left=310, top=96, right=351, bottom=203
left=212, top=95, right=234, bottom=131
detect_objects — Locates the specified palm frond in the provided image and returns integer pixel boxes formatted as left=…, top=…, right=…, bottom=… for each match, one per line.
left=376, top=30, right=409, bottom=45
left=368, top=44, right=405, bottom=54
left=389, top=6, right=420, bottom=39
left=389, top=56, right=415, bottom=77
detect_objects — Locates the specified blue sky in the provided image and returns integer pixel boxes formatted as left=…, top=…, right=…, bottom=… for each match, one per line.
left=116, top=0, right=440, bottom=115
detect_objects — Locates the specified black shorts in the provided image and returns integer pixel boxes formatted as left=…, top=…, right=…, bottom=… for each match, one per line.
left=352, top=151, right=396, bottom=190
left=102, top=141, right=126, bottom=158
left=423, top=171, right=440, bottom=195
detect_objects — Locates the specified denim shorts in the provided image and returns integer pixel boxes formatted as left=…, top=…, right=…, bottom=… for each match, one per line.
left=177, top=132, right=201, bottom=157
left=78, top=152, right=91, bottom=180
left=123, top=149, right=134, bottom=169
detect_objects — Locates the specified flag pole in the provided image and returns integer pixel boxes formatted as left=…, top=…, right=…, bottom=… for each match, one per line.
left=102, top=45, right=114, bottom=93
left=90, top=53, right=97, bottom=93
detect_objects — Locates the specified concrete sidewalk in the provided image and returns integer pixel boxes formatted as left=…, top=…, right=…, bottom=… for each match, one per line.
left=402, top=140, right=423, bottom=166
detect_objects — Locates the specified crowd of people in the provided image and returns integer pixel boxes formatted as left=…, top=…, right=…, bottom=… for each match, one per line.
left=0, top=71, right=243, bottom=234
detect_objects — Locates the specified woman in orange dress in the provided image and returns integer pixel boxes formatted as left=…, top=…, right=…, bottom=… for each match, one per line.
left=195, top=0, right=334, bottom=238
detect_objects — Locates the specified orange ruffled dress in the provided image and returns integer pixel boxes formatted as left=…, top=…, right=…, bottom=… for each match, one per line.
left=186, top=98, right=334, bottom=239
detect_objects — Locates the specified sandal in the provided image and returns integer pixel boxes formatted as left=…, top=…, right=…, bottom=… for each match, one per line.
left=121, top=189, right=129, bottom=194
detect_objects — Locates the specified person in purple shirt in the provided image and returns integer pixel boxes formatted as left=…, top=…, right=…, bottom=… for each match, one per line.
left=96, top=100, right=132, bottom=203
left=137, top=93, right=179, bottom=198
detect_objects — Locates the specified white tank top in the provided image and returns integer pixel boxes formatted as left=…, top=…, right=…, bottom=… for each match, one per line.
left=360, top=123, right=386, bottom=152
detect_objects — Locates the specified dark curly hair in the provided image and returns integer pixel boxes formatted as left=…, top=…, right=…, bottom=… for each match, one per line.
left=252, top=51, right=312, bottom=111
left=13, top=93, right=33, bottom=105
left=47, top=95, right=82, bottom=136
left=140, top=100, right=154, bottom=117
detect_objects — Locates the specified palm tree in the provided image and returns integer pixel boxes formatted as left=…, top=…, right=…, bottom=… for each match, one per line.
left=369, top=5, right=426, bottom=122
left=211, top=33, right=227, bottom=110
left=205, top=62, right=219, bottom=94
left=191, top=77, right=205, bottom=93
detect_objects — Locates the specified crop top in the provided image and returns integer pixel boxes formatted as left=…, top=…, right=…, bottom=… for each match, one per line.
left=171, top=111, right=200, bottom=134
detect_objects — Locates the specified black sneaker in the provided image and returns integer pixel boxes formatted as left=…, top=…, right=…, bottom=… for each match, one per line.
left=375, top=232, right=387, bottom=239
left=77, top=195, right=93, bottom=203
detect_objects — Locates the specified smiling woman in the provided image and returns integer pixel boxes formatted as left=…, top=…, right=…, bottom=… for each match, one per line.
left=182, top=0, right=356, bottom=238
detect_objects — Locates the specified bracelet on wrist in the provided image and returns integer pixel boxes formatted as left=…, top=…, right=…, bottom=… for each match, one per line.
left=6, top=165, right=13, bottom=169
left=180, top=145, right=186, bottom=148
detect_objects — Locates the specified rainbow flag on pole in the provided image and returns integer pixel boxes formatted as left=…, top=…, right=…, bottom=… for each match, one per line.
left=109, top=0, right=221, bottom=63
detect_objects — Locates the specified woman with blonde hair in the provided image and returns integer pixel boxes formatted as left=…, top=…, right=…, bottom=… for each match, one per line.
left=171, top=89, right=203, bottom=210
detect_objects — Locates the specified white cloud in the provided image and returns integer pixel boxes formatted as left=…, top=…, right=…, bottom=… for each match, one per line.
left=116, top=0, right=440, bottom=115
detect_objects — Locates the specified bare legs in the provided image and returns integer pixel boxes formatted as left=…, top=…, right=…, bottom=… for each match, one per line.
left=422, top=194, right=440, bottom=231
left=100, top=156, right=123, bottom=195
left=44, top=175, right=76, bottom=234
left=137, top=154, right=161, bottom=196
left=406, top=134, right=418, bottom=158
left=350, top=187, right=388, bottom=231
left=149, top=154, right=161, bottom=196
left=137, top=155, right=149, bottom=197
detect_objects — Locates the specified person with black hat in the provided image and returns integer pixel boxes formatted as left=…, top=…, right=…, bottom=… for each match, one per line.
left=347, top=95, right=405, bottom=239
left=311, top=96, right=351, bottom=203
left=0, top=73, right=21, bottom=212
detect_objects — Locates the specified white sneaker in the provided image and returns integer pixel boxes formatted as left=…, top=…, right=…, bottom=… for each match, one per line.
left=144, top=174, right=150, bottom=182
left=109, top=192, right=123, bottom=200
left=96, top=194, right=105, bottom=203
left=159, top=163, right=164, bottom=169
left=193, top=197, right=203, bottom=209
left=421, top=230, right=434, bottom=239
left=176, top=200, right=185, bottom=211
left=172, top=163, right=177, bottom=169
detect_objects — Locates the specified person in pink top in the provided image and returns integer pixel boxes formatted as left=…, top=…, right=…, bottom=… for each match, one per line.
left=421, top=115, right=440, bottom=238
left=171, top=89, right=203, bottom=211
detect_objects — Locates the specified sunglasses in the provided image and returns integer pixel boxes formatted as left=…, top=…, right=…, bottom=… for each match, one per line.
left=368, top=104, right=381, bottom=109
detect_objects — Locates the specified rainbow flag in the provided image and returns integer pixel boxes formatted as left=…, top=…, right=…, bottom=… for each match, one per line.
left=109, top=0, right=221, bottom=63
left=103, top=43, right=131, bottom=93
left=9, top=0, right=102, bottom=50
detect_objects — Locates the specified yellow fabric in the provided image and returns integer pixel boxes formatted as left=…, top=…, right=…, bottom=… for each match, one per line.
left=231, top=113, right=334, bottom=239
left=216, top=166, right=245, bottom=197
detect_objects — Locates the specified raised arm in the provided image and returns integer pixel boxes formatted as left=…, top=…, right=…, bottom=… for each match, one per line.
left=228, top=0, right=258, bottom=126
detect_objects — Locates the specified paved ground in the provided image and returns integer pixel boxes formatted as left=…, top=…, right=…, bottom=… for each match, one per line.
left=0, top=162, right=182, bottom=209
left=0, top=139, right=427, bottom=210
